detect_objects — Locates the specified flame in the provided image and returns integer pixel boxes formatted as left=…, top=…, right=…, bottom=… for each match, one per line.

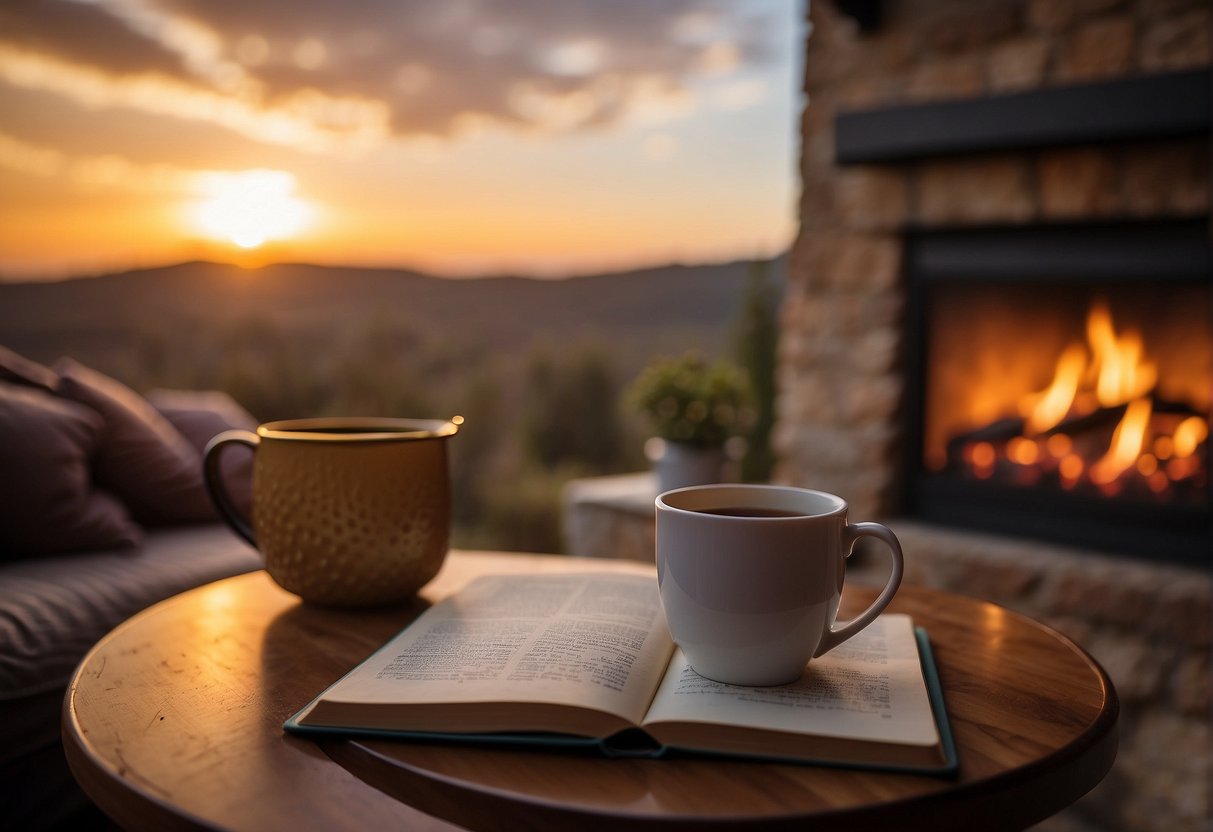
left=955, top=299, right=1207, bottom=498
left=1022, top=343, right=1086, bottom=434
left=1172, top=417, right=1209, bottom=459
left=1087, top=302, right=1157, bottom=407
left=1023, top=302, right=1158, bottom=436
left=1090, top=397, right=1153, bottom=485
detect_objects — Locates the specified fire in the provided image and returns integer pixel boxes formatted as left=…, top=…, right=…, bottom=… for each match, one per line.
left=1086, top=302, right=1157, bottom=408
left=1090, top=397, right=1151, bottom=486
left=1173, top=416, right=1208, bottom=459
left=950, top=300, right=1208, bottom=501
left=1022, top=302, right=1158, bottom=434
left=1022, top=344, right=1085, bottom=434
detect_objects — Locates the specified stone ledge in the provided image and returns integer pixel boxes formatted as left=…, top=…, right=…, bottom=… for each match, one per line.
left=562, top=472, right=656, bottom=562
left=891, top=520, right=1212, bottom=647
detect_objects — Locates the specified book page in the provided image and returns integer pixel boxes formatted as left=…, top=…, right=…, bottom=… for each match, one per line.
left=641, top=614, right=939, bottom=747
left=313, top=573, right=675, bottom=727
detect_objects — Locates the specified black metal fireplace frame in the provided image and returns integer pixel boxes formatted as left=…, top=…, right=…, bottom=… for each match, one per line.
left=901, top=220, right=1212, bottom=566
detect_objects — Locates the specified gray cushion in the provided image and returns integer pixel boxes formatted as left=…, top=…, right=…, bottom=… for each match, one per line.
left=0, top=524, right=262, bottom=830
left=0, top=525, right=260, bottom=703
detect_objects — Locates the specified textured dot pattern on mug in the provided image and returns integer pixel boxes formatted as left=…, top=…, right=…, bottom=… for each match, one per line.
left=204, top=416, right=457, bottom=607
left=256, top=441, right=447, bottom=606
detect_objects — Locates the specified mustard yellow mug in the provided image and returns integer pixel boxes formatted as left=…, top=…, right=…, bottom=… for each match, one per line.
left=204, top=417, right=460, bottom=606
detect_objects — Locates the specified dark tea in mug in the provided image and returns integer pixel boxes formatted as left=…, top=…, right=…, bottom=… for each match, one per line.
left=693, top=506, right=804, bottom=518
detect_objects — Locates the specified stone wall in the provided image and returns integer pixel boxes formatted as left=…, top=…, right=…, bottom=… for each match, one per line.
left=776, top=1, right=1211, bottom=830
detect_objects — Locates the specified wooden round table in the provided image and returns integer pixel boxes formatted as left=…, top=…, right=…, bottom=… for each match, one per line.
left=64, top=551, right=1117, bottom=831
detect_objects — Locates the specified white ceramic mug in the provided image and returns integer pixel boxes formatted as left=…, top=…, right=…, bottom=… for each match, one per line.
left=655, top=484, right=904, bottom=686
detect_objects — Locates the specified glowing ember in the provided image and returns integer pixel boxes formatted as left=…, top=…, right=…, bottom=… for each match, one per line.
left=1173, top=417, right=1208, bottom=459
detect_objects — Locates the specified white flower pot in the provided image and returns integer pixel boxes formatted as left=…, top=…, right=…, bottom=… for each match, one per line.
left=646, top=438, right=728, bottom=494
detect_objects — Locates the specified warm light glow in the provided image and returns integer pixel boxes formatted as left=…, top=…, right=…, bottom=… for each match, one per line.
left=1086, top=301, right=1157, bottom=407
left=1046, top=433, right=1072, bottom=459
left=0, top=1, right=803, bottom=280
left=1136, top=454, right=1158, bottom=477
left=981, top=605, right=1008, bottom=650
left=1090, top=397, right=1152, bottom=485
left=1023, top=343, right=1086, bottom=434
left=1154, top=436, right=1174, bottom=459
left=1172, top=416, right=1208, bottom=459
left=1007, top=436, right=1039, bottom=466
left=990, top=299, right=1209, bottom=495
left=1059, top=453, right=1084, bottom=482
left=970, top=442, right=996, bottom=468
left=968, top=441, right=996, bottom=478
left=191, top=170, right=314, bottom=249
left=1167, top=456, right=1200, bottom=480
left=1023, top=303, right=1159, bottom=437
left=923, top=279, right=1211, bottom=497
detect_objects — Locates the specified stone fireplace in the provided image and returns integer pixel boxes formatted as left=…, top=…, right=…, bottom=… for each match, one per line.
left=775, top=2, right=1211, bottom=830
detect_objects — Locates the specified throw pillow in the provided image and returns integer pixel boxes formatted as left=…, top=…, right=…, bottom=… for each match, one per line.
left=54, top=359, right=215, bottom=524
left=0, top=382, right=142, bottom=558
left=0, top=345, right=57, bottom=392
left=147, top=389, right=257, bottom=518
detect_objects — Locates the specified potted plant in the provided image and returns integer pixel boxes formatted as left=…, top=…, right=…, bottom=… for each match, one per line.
left=625, top=353, right=755, bottom=493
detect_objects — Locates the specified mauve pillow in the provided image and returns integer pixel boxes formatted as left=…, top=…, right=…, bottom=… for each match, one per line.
left=0, top=383, right=142, bottom=558
left=53, top=359, right=214, bottom=525
left=0, top=345, right=57, bottom=392
left=147, top=389, right=257, bottom=517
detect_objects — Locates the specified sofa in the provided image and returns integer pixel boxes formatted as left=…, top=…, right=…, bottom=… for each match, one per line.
left=0, top=347, right=264, bottom=829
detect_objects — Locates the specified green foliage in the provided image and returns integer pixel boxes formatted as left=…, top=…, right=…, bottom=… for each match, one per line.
left=625, top=352, right=754, bottom=448
left=521, top=342, right=624, bottom=471
left=445, top=367, right=503, bottom=532
left=732, top=259, right=781, bottom=481
left=209, top=315, right=329, bottom=419
left=453, top=462, right=583, bottom=555
left=328, top=312, right=433, bottom=418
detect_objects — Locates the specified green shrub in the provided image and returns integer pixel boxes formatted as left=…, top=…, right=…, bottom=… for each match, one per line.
left=625, top=353, right=754, bottom=448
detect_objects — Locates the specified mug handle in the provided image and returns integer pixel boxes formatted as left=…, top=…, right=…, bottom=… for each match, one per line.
left=203, top=429, right=259, bottom=548
left=813, top=522, right=905, bottom=658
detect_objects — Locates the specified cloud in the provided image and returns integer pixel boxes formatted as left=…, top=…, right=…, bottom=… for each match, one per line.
left=0, top=0, right=781, bottom=148
left=0, top=128, right=206, bottom=192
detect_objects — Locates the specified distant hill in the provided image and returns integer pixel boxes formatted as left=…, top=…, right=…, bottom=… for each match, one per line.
left=0, top=256, right=786, bottom=553
left=0, top=257, right=784, bottom=380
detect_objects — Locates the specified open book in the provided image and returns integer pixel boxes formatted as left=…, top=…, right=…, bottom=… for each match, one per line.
left=286, top=573, right=957, bottom=774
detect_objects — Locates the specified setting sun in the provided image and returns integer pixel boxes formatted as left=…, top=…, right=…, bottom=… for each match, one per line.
left=191, top=170, right=314, bottom=250
left=0, top=1, right=796, bottom=280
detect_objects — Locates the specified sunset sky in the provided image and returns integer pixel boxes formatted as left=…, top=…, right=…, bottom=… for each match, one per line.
left=0, top=0, right=802, bottom=280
